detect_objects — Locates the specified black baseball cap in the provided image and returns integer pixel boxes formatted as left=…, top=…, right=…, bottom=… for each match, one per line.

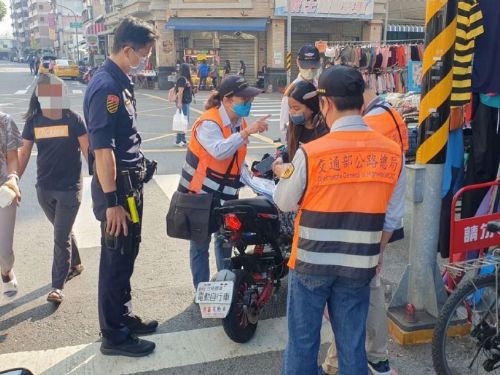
left=218, top=75, right=262, bottom=98
left=317, top=65, right=365, bottom=97
left=298, top=45, right=321, bottom=69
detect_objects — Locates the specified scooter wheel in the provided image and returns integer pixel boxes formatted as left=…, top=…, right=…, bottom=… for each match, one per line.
left=222, top=270, right=258, bottom=343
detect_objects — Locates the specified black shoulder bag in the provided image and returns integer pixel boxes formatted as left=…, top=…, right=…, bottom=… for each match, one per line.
left=166, top=153, right=238, bottom=242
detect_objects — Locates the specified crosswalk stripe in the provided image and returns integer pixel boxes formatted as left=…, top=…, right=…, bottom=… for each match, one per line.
left=15, top=90, right=27, bottom=95
left=251, top=109, right=281, bottom=113
left=73, top=177, right=100, bottom=249
left=72, top=89, right=83, bottom=94
left=0, top=317, right=333, bottom=374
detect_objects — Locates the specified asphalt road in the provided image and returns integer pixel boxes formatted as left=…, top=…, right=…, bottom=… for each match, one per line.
left=0, top=60, right=438, bottom=375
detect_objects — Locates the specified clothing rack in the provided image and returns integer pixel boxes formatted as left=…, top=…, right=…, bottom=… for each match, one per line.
left=320, top=39, right=424, bottom=47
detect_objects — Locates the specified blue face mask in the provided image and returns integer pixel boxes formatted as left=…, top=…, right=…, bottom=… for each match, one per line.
left=232, top=102, right=252, bottom=117
left=290, top=112, right=306, bottom=126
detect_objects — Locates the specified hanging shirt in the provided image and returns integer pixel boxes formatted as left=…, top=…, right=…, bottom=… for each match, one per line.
left=450, top=0, right=484, bottom=107
left=472, top=0, right=500, bottom=94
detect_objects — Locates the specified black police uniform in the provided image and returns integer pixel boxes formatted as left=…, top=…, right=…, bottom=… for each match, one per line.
left=83, top=59, right=148, bottom=345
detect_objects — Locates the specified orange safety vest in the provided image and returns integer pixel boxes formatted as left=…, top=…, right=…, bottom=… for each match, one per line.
left=364, top=102, right=409, bottom=153
left=289, top=130, right=402, bottom=279
left=177, top=107, right=247, bottom=202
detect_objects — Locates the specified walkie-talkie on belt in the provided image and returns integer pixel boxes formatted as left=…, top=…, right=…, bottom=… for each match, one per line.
left=121, top=170, right=140, bottom=224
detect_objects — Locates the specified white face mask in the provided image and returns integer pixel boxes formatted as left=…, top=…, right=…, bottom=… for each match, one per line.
left=129, top=49, right=148, bottom=75
left=299, top=68, right=318, bottom=81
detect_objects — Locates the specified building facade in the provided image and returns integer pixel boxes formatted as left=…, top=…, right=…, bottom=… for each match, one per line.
left=78, top=0, right=425, bottom=83
left=10, top=0, right=30, bottom=55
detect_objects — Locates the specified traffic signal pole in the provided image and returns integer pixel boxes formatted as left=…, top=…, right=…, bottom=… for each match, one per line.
left=387, top=0, right=457, bottom=344
left=286, top=0, right=291, bottom=86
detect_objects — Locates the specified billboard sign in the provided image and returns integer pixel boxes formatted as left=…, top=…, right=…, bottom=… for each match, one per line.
left=275, top=0, right=374, bottom=20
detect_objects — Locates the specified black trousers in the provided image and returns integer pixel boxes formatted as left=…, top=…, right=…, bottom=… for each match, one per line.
left=98, top=189, right=143, bottom=345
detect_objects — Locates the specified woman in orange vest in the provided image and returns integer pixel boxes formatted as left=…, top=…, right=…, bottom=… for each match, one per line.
left=177, top=75, right=270, bottom=289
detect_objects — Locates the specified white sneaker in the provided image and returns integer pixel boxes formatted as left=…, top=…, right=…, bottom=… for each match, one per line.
left=2, top=270, right=18, bottom=297
left=181, top=141, right=188, bottom=147
left=175, top=142, right=184, bottom=148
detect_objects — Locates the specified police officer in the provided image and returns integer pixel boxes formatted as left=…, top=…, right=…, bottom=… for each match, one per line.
left=83, top=17, right=158, bottom=357
left=274, top=66, right=405, bottom=375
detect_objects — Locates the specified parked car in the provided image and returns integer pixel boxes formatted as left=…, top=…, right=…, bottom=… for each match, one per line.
left=53, top=59, right=79, bottom=79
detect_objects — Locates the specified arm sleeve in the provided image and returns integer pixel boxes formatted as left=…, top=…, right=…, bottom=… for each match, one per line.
left=86, top=86, right=119, bottom=150
left=279, top=95, right=289, bottom=137
left=72, top=112, right=88, bottom=138
left=5, top=115, right=23, bottom=150
left=273, top=149, right=307, bottom=212
left=21, top=119, right=34, bottom=142
left=196, top=120, right=246, bottom=161
left=383, top=160, right=406, bottom=231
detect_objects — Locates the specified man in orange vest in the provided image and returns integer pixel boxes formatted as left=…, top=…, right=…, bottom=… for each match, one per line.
left=274, top=66, right=405, bottom=375
left=321, top=86, right=408, bottom=375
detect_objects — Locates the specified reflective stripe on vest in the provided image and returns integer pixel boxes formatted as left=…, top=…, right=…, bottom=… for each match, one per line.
left=289, top=130, right=402, bottom=279
left=364, top=105, right=409, bottom=153
left=177, top=107, right=247, bottom=201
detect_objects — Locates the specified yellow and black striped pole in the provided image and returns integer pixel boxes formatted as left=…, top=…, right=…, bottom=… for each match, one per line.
left=387, top=0, right=458, bottom=343
left=416, top=0, right=457, bottom=164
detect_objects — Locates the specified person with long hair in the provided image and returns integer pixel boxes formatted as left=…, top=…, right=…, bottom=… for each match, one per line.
left=0, top=111, right=22, bottom=297
left=273, top=80, right=328, bottom=172
left=18, top=74, right=89, bottom=304
left=175, top=63, right=194, bottom=147
left=177, top=75, right=270, bottom=289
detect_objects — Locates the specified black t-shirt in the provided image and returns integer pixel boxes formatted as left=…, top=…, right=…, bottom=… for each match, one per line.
left=176, top=77, right=193, bottom=104
left=22, top=111, right=87, bottom=191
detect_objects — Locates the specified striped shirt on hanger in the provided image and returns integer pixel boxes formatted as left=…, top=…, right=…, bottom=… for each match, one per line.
left=450, top=0, right=484, bottom=108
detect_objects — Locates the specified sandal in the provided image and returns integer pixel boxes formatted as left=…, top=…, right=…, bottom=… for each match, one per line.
left=66, top=264, right=84, bottom=282
left=47, top=289, right=64, bottom=304
left=2, top=270, right=18, bottom=297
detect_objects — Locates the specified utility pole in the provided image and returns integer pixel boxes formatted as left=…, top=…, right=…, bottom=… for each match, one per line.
left=286, top=0, right=292, bottom=86
left=51, top=1, right=80, bottom=62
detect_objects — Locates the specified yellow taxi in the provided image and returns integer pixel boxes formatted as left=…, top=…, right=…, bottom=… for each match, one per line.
left=53, top=59, right=79, bottom=79
left=38, top=55, right=57, bottom=74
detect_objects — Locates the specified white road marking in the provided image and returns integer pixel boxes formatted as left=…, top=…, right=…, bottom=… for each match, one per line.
left=15, top=90, right=27, bottom=95
left=73, top=177, right=101, bottom=248
left=153, top=174, right=181, bottom=201
left=250, top=109, right=281, bottom=113
left=72, top=89, right=83, bottom=94
left=0, top=317, right=334, bottom=374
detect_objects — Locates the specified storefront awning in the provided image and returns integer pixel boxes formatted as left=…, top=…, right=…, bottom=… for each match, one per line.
left=387, top=24, right=425, bottom=33
left=165, top=18, right=269, bottom=32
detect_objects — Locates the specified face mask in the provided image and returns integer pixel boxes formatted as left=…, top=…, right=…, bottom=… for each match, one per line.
left=232, top=102, right=252, bottom=117
left=299, top=68, right=318, bottom=81
left=129, top=50, right=148, bottom=75
left=290, top=112, right=306, bottom=126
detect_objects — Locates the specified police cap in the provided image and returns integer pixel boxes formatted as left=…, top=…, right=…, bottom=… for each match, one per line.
left=317, top=65, right=365, bottom=97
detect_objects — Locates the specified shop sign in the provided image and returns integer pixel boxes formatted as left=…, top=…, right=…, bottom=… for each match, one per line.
left=184, top=49, right=218, bottom=56
left=408, top=61, right=422, bottom=93
left=87, top=35, right=98, bottom=47
left=274, top=52, right=283, bottom=65
left=275, top=0, right=374, bottom=20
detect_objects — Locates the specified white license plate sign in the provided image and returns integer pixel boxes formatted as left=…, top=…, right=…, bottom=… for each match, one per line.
left=196, top=281, right=234, bottom=319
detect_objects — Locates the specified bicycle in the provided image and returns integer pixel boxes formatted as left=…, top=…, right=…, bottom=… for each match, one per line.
left=432, top=220, right=500, bottom=374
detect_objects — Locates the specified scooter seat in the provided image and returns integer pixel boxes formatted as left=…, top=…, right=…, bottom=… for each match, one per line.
left=223, top=196, right=277, bottom=215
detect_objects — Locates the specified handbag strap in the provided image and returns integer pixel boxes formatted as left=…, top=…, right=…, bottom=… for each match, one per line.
left=372, top=104, right=405, bottom=150
left=218, top=153, right=238, bottom=193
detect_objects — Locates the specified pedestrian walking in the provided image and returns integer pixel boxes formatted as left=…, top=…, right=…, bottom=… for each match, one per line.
left=29, top=56, right=35, bottom=75
left=17, top=74, right=88, bottom=304
left=223, top=59, right=231, bottom=78
left=275, top=66, right=404, bottom=375
left=238, top=60, right=246, bottom=76
left=0, top=111, right=22, bottom=297
left=48, top=59, right=55, bottom=74
left=35, top=56, right=40, bottom=76
left=198, top=59, right=209, bottom=90
left=83, top=17, right=159, bottom=357
left=176, top=75, right=269, bottom=289
left=321, top=85, right=408, bottom=375
left=279, top=45, right=321, bottom=142
left=175, top=63, right=194, bottom=147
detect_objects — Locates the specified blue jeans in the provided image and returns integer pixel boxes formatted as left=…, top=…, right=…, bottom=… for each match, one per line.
left=176, top=104, right=190, bottom=144
left=282, top=270, right=371, bottom=375
left=189, top=235, right=232, bottom=289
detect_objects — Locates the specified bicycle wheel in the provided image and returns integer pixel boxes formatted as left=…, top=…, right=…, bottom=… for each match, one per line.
left=433, top=273, right=500, bottom=374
